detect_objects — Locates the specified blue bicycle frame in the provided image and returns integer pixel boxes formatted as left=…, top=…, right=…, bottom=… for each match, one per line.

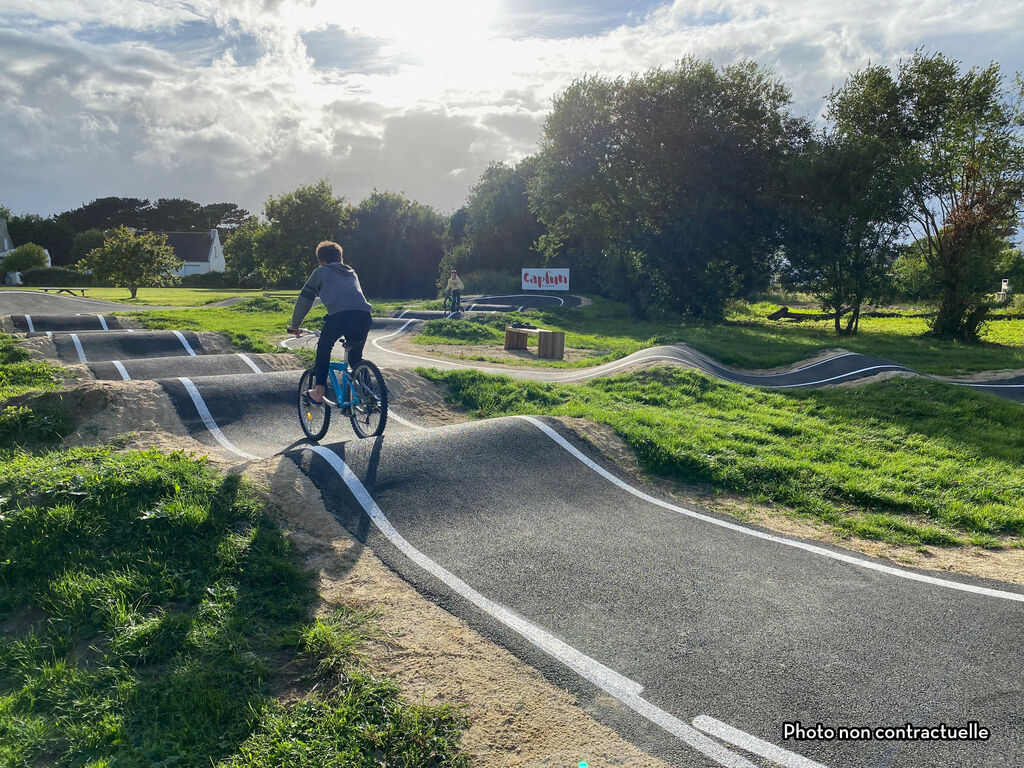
left=324, top=360, right=361, bottom=409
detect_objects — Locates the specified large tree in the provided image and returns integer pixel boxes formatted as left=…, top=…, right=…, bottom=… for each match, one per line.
left=79, top=226, right=181, bottom=298
left=830, top=52, right=1024, bottom=341
left=445, top=159, right=545, bottom=279
left=344, top=191, right=445, bottom=297
left=6, top=215, right=75, bottom=266
left=531, top=59, right=805, bottom=319
left=784, top=131, right=905, bottom=334
left=223, top=217, right=269, bottom=287
left=256, top=180, right=349, bottom=287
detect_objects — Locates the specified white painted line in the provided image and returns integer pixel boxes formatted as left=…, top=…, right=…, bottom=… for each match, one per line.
left=692, top=716, right=828, bottom=768
left=177, top=377, right=261, bottom=460
left=45, top=331, right=53, bottom=338
left=467, top=303, right=476, bottom=312
left=770, top=364, right=909, bottom=388
left=371, top=319, right=482, bottom=370
left=97, top=314, right=109, bottom=330
left=111, top=360, right=131, bottom=381
left=959, top=381, right=1024, bottom=388
left=70, top=333, right=88, bottom=363
left=388, top=410, right=426, bottom=430
left=396, top=309, right=408, bottom=318
left=674, top=348, right=859, bottom=377
left=126, top=328, right=135, bottom=333
left=237, top=353, right=263, bottom=373
left=518, top=305, right=524, bottom=311
left=519, top=416, right=1024, bottom=602
left=24, top=315, right=36, bottom=332
left=172, top=330, right=198, bottom=356
left=307, top=445, right=755, bottom=768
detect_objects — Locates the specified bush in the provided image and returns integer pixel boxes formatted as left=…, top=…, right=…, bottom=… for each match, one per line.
left=19, top=267, right=95, bottom=287
left=180, top=271, right=229, bottom=288
left=1, top=243, right=48, bottom=275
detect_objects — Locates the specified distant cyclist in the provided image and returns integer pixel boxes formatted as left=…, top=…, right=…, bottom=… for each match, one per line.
left=288, top=241, right=372, bottom=404
left=444, top=269, right=464, bottom=312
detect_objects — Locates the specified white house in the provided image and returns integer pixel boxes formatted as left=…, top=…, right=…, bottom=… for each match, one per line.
left=155, top=229, right=225, bottom=276
left=1, top=217, right=52, bottom=285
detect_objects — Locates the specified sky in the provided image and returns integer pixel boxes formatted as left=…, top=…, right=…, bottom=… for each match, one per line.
left=1, top=0, right=1022, bottom=220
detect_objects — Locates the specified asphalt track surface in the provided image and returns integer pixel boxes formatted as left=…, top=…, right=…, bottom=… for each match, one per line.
left=284, top=317, right=1024, bottom=403
left=5, top=295, right=1024, bottom=767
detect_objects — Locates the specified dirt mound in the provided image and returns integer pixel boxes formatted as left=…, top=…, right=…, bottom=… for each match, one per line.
left=384, top=369, right=468, bottom=426
left=10, top=379, right=219, bottom=458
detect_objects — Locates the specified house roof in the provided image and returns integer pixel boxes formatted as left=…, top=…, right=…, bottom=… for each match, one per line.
left=155, top=231, right=215, bottom=263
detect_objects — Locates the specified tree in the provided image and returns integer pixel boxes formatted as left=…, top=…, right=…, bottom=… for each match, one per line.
left=256, top=180, right=349, bottom=286
left=70, top=229, right=105, bottom=263
left=223, top=217, right=268, bottom=287
left=6, top=215, right=75, bottom=265
left=783, top=131, right=904, bottom=334
left=531, top=59, right=804, bottom=319
left=58, top=197, right=151, bottom=232
left=1, top=243, right=48, bottom=275
left=344, top=191, right=445, bottom=297
left=79, top=226, right=181, bottom=298
left=447, top=159, right=545, bottom=280
left=830, top=52, right=1024, bottom=341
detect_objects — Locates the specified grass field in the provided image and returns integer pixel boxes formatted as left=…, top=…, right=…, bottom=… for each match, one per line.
left=124, top=297, right=319, bottom=353
left=411, top=297, right=1024, bottom=375
left=0, top=448, right=468, bottom=766
left=422, top=366, right=1024, bottom=550
left=2, top=287, right=276, bottom=306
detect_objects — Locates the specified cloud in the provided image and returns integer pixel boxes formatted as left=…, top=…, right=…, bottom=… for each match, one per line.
left=0, top=0, right=1021, bottom=218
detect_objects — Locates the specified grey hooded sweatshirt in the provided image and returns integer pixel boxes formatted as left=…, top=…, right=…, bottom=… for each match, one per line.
left=290, top=262, right=373, bottom=329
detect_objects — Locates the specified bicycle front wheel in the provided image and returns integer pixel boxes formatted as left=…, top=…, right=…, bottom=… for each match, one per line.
left=298, top=368, right=331, bottom=441
left=349, top=360, right=388, bottom=438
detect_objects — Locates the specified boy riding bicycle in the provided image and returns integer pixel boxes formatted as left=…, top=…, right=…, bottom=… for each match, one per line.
left=287, top=241, right=372, bottom=404
left=444, top=269, right=464, bottom=311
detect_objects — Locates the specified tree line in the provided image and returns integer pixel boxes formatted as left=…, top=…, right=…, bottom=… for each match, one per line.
left=448, top=51, right=1024, bottom=342
left=5, top=50, right=1022, bottom=340
left=0, top=198, right=249, bottom=267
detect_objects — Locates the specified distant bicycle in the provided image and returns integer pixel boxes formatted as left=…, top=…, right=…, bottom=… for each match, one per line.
left=443, top=290, right=463, bottom=315
left=294, top=328, right=388, bottom=440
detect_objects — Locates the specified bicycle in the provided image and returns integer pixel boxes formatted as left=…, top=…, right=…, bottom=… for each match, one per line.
left=443, top=290, right=463, bottom=315
left=294, top=329, right=389, bottom=441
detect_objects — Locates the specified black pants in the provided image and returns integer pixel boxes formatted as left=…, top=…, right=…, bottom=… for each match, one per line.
left=314, top=310, right=372, bottom=386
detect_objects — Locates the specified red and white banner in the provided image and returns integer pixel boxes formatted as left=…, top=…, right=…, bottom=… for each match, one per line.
left=522, top=268, right=570, bottom=291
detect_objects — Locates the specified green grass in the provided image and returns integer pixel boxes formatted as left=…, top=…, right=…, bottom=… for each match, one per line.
left=676, top=302, right=1024, bottom=375
left=0, top=334, right=67, bottom=401
left=410, top=297, right=1024, bottom=375
left=3, top=287, right=277, bottom=306
left=421, top=367, right=1024, bottom=549
left=126, top=297, right=413, bottom=353
left=411, top=309, right=673, bottom=369
left=125, top=298, right=326, bottom=354
left=0, top=447, right=468, bottom=766
left=0, top=334, right=73, bottom=450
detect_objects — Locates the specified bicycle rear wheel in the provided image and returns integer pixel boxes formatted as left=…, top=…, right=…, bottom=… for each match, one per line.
left=298, top=368, right=331, bottom=441
left=349, top=360, right=388, bottom=438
